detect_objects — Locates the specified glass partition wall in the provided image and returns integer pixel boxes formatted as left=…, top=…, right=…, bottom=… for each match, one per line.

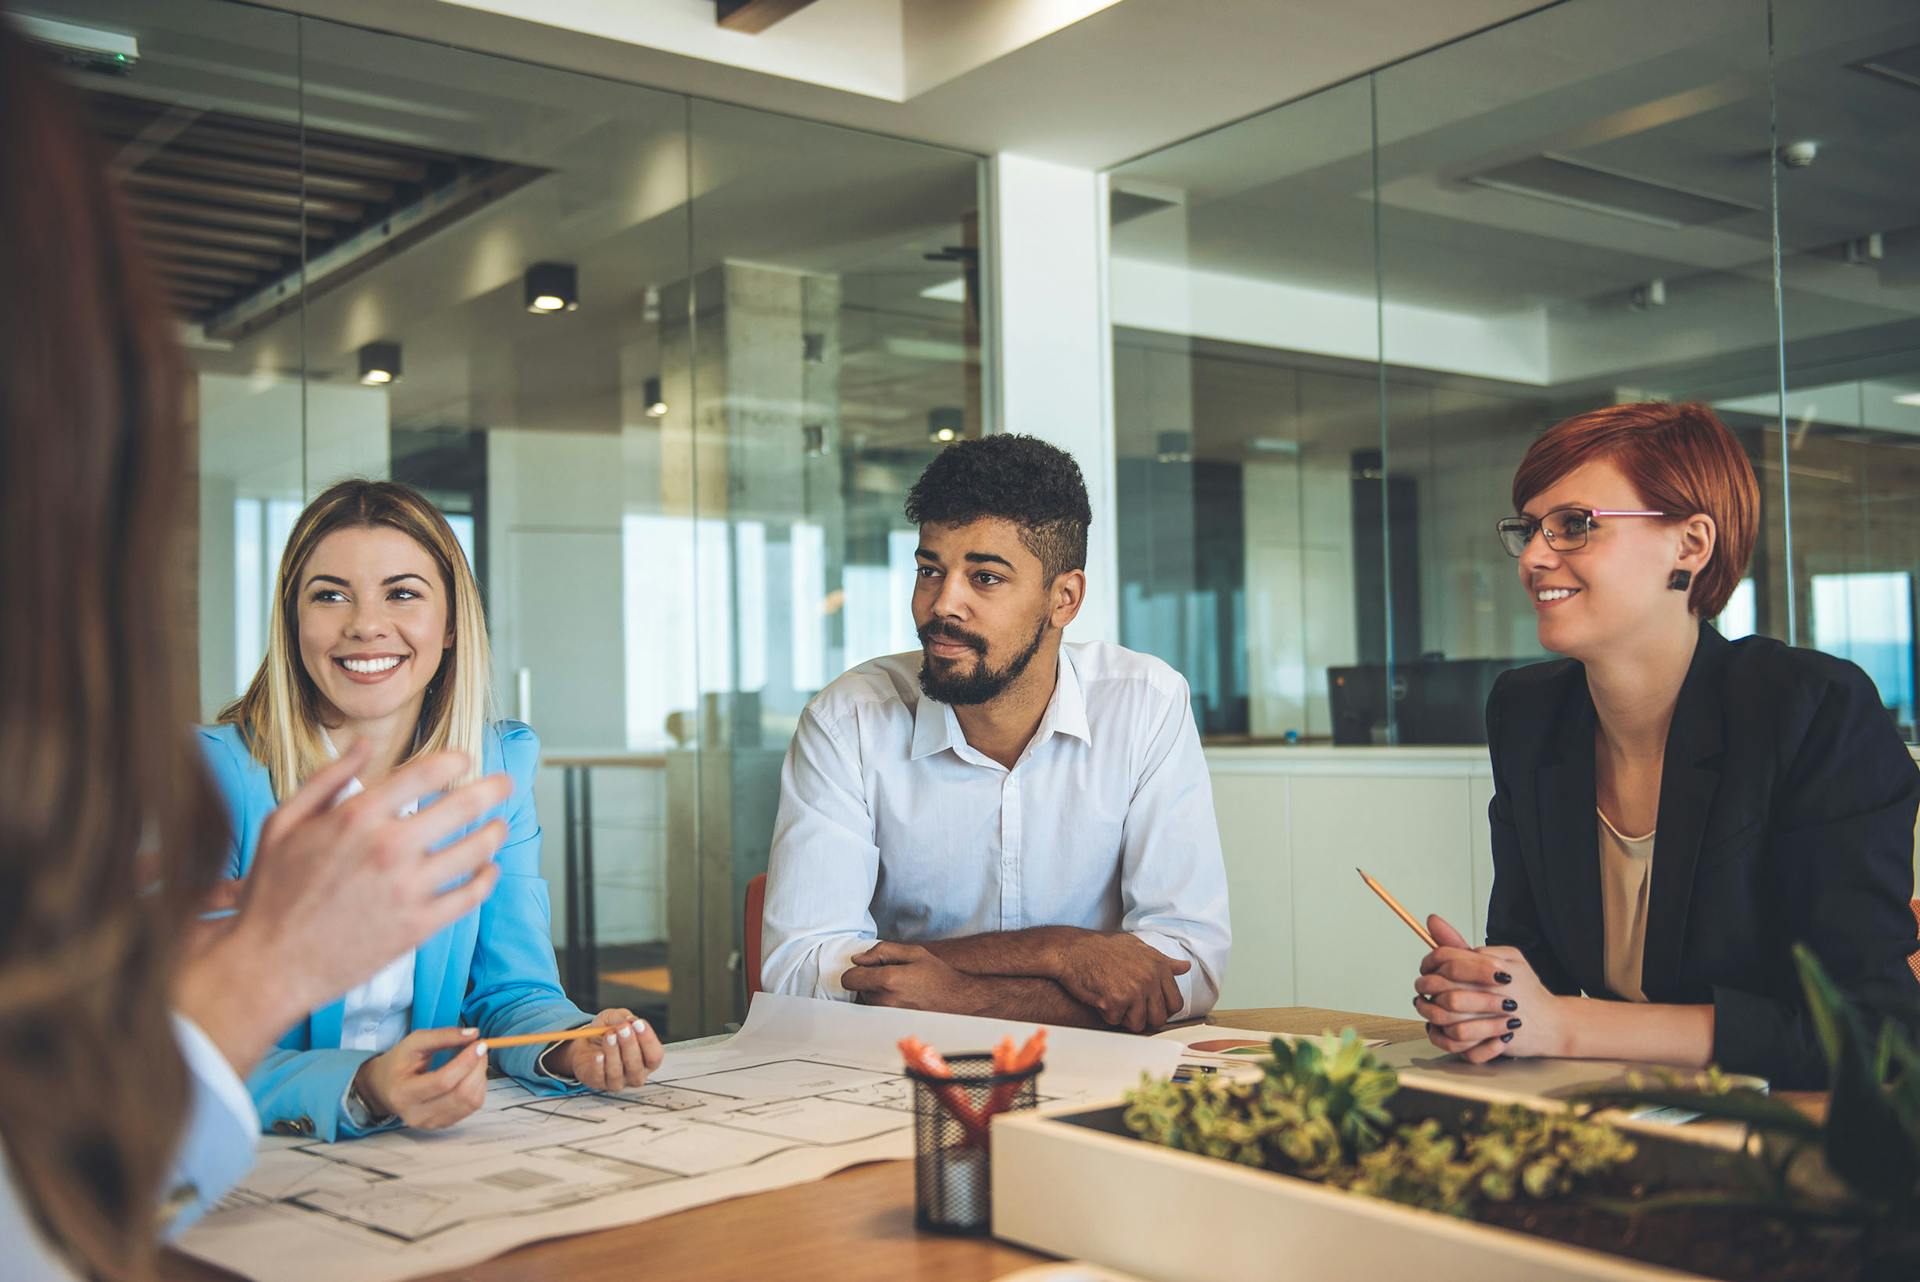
left=36, top=0, right=986, bottom=1034
left=1111, top=0, right=1920, bottom=745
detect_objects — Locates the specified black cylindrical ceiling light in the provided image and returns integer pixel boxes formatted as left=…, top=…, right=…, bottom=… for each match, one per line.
left=643, top=376, right=667, bottom=418
left=358, top=340, right=401, bottom=386
left=928, top=406, right=963, bottom=444
left=524, top=262, right=579, bottom=314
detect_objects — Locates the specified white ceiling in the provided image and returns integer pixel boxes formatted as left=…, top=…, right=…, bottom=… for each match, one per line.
left=1109, top=0, right=1920, bottom=400
left=247, top=0, right=1551, bottom=168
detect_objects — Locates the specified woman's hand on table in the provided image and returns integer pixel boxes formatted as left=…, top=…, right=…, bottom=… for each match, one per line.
left=557, top=1008, right=665, bottom=1092
left=1413, top=914, right=1570, bottom=1063
left=354, top=1027, right=490, bottom=1129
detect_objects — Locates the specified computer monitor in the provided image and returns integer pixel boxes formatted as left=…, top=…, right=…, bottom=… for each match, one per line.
left=1327, top=658, right=1518, bottom=745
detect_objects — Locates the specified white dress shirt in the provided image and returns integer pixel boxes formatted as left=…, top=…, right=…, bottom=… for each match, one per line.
left=1, top=1013, right=259, bottom=1282
left=322, top=738, right=570, bottom=1122
left=332, top=770, right=418, bottom=1056
left=760, top=640, right=1231, bottom=1020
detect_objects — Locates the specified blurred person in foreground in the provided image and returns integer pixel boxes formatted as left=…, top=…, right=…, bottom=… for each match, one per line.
left=0, top=15, right=519, bottom=1278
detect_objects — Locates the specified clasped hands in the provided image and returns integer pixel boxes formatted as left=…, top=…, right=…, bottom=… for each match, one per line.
left=840, top=931, right=1190, bottom=1032
left=1413, top=914, right=1569, bottom=1063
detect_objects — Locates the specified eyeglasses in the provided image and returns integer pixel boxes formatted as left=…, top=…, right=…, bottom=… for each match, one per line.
left=1496, top=507, right=1668, bottom=558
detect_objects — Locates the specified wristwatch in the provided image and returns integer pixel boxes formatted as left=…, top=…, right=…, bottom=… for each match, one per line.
left=343, top=1079, right=394, bottom=1128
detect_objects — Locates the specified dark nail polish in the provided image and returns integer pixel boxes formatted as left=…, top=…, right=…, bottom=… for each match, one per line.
left=1500, top=1032, right=1514, bottom=1043
left=1494, top=971, right=1513, bottom=984
left=1507, top=1017, right=1523, bottom=1029
left=1502, top=998, right=1517, bottom=1011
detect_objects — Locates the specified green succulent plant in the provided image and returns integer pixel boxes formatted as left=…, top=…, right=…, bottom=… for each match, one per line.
left=1124, top=1031, right=1396, bottom=1177
left=1334, top=1106, right=1638, bottom=1216
left=1124, top=1031, right=1636, bottom=1218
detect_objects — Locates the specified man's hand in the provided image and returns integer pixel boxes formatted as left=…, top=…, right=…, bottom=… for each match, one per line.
left=842, top=943, right=984, bottom=1014
left=1053, top=933, right=1190, bottom=1032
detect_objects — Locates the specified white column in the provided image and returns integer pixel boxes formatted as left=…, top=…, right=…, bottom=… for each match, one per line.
left=988, top=153, right=1118, bottom=643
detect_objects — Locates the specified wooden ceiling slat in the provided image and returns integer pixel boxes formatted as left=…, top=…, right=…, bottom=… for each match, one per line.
left=90, top=97, right=446, bottom=167
left=86, top=87, right=522, bottom=332
left=138, top=150, right=396, bottom=203
left=127, top=194, right=336, bottom=240
left=164, top=280, right=230, bottom=300
left=716, top=0, right=821, bottom=34
left=94, top=114, right=432, bottom=183
left=119, top=170, right=362, bottom=221
left=157, top=259, right=258, bottom=285
left=139, top=218, right=297, bottom=255
left=148, top=240, right=285, bottom=270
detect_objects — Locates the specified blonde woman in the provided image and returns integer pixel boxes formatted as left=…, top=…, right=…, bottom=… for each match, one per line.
left=200, top=480, right=664, bottom=1140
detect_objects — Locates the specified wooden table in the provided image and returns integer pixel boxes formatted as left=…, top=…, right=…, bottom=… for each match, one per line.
left=163, top=1005, right=1815, bottom=1282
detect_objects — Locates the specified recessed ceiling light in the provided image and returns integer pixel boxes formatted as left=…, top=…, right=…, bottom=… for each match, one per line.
left=524, top=262, right=579, bottom=315
left=927, top=407, right=964, bottom=444
left=1893, top=392, right=1920, bottom=407
left=358, top=340, right=400, bottom=386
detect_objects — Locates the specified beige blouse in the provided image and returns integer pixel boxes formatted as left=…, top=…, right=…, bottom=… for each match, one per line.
left=1597, top=808, right=1656, bottom=1002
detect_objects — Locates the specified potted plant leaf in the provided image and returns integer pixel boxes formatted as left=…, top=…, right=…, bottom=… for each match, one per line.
left=1574, top=944, right=1920, bottom=1282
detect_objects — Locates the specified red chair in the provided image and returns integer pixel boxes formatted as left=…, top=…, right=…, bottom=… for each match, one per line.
left=744, top=873, right=768, bottom=999
left=1908, top=899, right=1920, bottom=985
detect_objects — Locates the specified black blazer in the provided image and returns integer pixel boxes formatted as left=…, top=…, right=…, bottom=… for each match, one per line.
left=1484, top=622, right=1920, bottom=1088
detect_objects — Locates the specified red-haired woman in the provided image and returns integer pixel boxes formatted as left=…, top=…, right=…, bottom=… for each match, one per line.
left=1413, top=402, right=1919, bottom=1088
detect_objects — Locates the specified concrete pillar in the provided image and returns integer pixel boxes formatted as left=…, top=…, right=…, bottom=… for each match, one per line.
left=660, top=260, right=844, bottom=1035
left=989, top=153, right=1118, bottom=642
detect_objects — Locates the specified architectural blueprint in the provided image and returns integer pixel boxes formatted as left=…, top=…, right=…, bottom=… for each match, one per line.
left=175, top=994, right=1181, bottom=1282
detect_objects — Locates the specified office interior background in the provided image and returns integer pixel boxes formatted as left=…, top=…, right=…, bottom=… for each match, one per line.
left=24, top=0, right=1920, bottom=1032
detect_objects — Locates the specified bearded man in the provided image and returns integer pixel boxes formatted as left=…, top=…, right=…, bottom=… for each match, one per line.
left=759, top=435, right=1230, bottom=1030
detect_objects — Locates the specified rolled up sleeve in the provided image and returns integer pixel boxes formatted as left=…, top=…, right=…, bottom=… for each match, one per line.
left=1118, top=680, right=1232, bottom=1020
left=162, top=1014, right=260, bottom=1237
left=760, top=708, right=881, bottom=1000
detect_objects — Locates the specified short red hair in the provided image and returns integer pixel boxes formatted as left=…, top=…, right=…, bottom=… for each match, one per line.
left=1511, top=402, right=1758, bottom=619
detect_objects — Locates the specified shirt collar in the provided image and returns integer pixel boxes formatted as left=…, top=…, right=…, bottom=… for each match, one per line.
left=907, top=644, right=1091, bottom=762
left=320, top=728, right=421, bottom=816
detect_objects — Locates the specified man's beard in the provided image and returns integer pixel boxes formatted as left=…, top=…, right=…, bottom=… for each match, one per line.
left=917, top=611, right=1050, bottom=707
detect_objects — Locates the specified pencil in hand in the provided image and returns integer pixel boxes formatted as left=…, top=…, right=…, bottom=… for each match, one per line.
left=1356, top=867, right=1439, bottom=950
left=482, top=1024, right=611, bottom=1051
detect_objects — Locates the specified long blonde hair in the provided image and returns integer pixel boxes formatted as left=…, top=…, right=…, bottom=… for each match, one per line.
left=222, top=480, right=493, bottom=799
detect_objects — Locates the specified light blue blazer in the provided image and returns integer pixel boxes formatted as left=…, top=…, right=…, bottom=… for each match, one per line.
left=197, top=719, right=590, bottom=1140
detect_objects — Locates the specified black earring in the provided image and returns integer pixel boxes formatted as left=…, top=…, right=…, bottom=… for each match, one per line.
left=1669, top=569, right=1693, bottom=591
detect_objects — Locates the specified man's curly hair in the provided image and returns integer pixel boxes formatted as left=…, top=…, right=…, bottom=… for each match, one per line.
left=904, top=434, right=1091, bottom=582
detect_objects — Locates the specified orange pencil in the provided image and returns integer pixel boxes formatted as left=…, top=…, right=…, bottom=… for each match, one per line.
left=982, top=1028, right=1045, bottom=1121
left=1356, top=867, right=1439, bottom=950
left=482, top=1024, right=619, bottom=1051
left=900, top=1037, right=983, bottom=1135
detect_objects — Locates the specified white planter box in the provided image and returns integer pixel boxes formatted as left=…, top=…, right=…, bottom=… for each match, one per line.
left=991, top=1073, right=1746, bottom=1282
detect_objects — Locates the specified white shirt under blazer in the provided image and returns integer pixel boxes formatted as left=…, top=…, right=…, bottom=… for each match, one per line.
left=760, top=640, right=1232, bottom=1020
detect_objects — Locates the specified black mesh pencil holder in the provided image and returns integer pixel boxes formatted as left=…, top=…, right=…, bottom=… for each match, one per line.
left=906, top=1052, right=1042, bottom=1235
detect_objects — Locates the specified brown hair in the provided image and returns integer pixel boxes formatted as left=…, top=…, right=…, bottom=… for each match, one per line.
left=0, top=17, right=229, bottom=1279
left=1511, top=401, right=1760, bottom=619
left=221, top=479, right=495, bottom=800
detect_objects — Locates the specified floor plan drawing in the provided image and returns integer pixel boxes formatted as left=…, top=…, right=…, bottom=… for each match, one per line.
left=177, top=994, right=1181, bottom=1282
